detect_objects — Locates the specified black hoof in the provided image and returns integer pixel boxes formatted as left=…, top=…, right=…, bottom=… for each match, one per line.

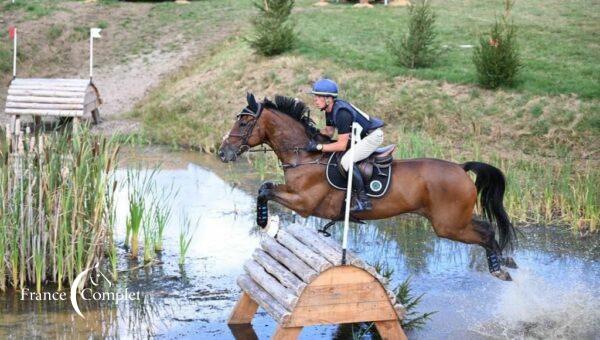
left=491, top=270, right=512, bottom=281
left=502, top=256, right=518, bottom=269
left=258, top=181, right=275, bottom=198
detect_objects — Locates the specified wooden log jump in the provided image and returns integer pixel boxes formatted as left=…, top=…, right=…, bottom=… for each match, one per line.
left=229, top=222, right=408, bottom=339
left=4, top=78, right=102, bottom=138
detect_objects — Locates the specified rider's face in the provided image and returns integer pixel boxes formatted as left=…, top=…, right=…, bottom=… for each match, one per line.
left=313, top=95, right=328, bottom=110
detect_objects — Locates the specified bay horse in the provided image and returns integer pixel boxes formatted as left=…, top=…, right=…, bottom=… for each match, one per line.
left=219, top=93, right=517, bottom=281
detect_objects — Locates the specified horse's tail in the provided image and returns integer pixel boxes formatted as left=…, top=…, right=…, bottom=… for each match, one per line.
left=462, top=161, right=516, bottom=251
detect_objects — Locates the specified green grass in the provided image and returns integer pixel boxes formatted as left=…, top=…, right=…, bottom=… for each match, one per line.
left=293, top=0, right=599, bottom=98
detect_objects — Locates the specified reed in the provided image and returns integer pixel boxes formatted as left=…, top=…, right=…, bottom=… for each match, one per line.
left=0, top=127, right=119, bottom=292
left=125, top=168, right=157, bottom=259
left=178, top=214, right=196, bottom=266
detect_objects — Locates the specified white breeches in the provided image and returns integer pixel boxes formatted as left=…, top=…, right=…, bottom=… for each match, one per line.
left=340, top=128, right=384, bottom=171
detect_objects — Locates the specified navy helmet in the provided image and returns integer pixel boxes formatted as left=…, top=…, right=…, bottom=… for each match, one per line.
left=311, top=79, right=338, bottom=97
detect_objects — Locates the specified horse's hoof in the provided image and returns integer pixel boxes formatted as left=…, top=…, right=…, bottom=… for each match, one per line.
left=491, top=270, right=512, bottom=281
left=502, top=256, right=518, bottom=269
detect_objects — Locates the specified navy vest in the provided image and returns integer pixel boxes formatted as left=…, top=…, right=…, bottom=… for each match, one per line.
left=331, top=99, right=384, bottom=136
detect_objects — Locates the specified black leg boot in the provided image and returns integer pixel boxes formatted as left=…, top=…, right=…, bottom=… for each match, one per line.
left=350, top=164, right=372, bottom=212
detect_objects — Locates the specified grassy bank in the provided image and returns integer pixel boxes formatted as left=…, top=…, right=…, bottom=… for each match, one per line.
left=131, top=39, right=598, bottom=231
left=292, top=0, right=599, bottom=98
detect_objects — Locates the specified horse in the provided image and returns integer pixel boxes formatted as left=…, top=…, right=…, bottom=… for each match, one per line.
left=218, top=93, right=517, bottom=281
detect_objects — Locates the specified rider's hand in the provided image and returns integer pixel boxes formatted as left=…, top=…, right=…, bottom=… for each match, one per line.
left=305, top=140, right=323, bottom=152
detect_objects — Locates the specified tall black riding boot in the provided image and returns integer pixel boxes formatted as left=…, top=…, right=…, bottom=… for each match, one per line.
left=350, top=164, right=372, bottom=212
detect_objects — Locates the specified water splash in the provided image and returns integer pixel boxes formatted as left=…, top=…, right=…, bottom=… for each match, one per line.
left=473, top=269, right=600, bottom=339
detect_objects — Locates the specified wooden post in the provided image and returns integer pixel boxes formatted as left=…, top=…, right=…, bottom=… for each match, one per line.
left=228, top=292, right=259, bottom=324
left=375, top=320, right=408, bottom=340
left=273, top=326, right=303, bottom=340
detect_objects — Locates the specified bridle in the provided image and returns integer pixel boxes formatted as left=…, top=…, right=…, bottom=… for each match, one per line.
left=226, top=104, right=264, bottom=154
left=226, top=103, right=327, bottom=169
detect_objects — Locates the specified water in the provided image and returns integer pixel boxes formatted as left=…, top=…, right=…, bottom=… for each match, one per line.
left=1, top=147, right=599, bottom=339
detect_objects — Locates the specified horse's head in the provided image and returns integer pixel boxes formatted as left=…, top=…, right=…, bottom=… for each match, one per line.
left=218, top=92, right=266, bottom=162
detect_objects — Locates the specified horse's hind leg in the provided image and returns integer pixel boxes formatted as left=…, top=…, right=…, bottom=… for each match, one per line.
left=431, top=216, right=513, bottom=281
left=471, top=219, right=514, bottom=280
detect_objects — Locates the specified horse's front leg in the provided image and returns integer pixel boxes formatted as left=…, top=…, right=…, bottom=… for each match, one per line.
left=256, top=181, right=314, bottom=227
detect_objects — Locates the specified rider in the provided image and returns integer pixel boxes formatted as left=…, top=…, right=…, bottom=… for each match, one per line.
left=306, top=79, right=385, bottom=212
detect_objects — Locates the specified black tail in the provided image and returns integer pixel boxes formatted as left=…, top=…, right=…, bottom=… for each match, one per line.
left=462, top=161, right=516, bottom=251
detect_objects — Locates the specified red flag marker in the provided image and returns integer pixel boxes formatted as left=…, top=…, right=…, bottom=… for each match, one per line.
left=9, top=26, right=16, bottom=39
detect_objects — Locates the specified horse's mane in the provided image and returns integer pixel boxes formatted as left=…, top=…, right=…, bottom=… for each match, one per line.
left=263, top=95, right=328, bottom=141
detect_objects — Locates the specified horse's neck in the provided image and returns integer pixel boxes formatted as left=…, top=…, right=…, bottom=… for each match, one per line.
left=265, top=116, right=311, bottom=165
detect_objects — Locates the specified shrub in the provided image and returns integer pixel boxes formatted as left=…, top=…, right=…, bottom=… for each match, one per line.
left=473, top=1, right=522, bottom=89
left=248, top=0, right=296, bottom=56
left=387, top=0, right=439, bottom=68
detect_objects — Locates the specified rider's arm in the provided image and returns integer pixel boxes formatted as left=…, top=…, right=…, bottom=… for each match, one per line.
left=322, top=133, right=349, bottom=152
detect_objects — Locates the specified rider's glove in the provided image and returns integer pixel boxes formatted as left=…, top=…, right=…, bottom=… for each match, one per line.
left=305, top=140, right=323, bottom=152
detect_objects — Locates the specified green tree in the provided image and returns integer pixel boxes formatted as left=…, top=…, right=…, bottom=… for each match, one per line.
left=387, top=0, right=439, bottom=68
left=473, top=0, right=522, bottom=88
left=248, top=0, right=297, bottom=56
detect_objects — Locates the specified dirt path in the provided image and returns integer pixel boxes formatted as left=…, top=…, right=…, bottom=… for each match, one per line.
left=0, top=1, right=244, bottom=135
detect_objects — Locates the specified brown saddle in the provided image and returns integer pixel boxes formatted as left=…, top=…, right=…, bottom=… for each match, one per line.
left=337, top=144, right=396, bottom=181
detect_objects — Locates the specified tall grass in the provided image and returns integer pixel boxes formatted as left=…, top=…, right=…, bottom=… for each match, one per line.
left=125, top=168, right=157, bottom=260
left=0, top=128, right=119, bottom=292
left=178, top=214, right=196, bottom=266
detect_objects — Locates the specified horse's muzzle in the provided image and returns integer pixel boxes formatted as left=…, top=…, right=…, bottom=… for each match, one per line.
left=218, top=146, right=237, bottom=163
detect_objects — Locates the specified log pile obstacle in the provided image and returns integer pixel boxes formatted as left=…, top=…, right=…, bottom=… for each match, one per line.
left=5, top=78, right=102, bottom=132
left=4, top=26, right=103, bottom=142
left=228, top=222, right=408, bottom=339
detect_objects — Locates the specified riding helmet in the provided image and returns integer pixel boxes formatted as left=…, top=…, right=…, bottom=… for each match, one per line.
left=311, top=79, right=338, bottom=97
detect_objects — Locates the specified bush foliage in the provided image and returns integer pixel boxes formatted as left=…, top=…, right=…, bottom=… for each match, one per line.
left=387, top=0, right=439, bottom=68
left=473, top=1, right=522, bottom=88
left=248, top=0, right=296, bottom=56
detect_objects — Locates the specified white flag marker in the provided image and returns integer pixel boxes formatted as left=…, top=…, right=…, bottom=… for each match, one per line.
left=89, top=28, right=102, bottom=80
left=342, top=122, right=361, bottom=265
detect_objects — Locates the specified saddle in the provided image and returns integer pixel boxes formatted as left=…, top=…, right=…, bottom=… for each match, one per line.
left=326, top=144, right=395, bottom=197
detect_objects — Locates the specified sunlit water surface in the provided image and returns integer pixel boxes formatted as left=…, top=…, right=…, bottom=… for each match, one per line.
left=1, top=147, right=598, bottom=339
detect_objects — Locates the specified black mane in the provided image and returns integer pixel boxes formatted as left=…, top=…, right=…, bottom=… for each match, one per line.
left=263, top=95, right=323, bottom=139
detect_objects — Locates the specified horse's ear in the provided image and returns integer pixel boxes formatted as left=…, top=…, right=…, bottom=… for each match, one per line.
left=246, top=92, right=258, bottom=112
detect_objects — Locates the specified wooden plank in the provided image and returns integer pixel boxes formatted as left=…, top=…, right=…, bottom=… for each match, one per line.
left=228, top=292, right=259, bottom=324
left=284, top=223, right=342, bottom=265
left=6, top=102, right=84, bottom=110
left=12, top=78, right=89, bottom=85
left=317, top=232, right=367, bottom=268
left=260, top=237, right=318, bottom=283
left=286, top=300, right=398, bottom=327
left=8, top=89, right=86, bottom=98
left=252, top=249, right=306, bottom=296
left=272, top=326, right=302, bottom=340
left=243, top=260, right=298, bottom=311
left=374, top=320, right=407, bottom=340
left=7, top=95, right=83, bottom=104
left=237, top=274, right=290, bottom=325
left=5, top=108, right=84, bottom=117
left=276, top=230, right=332, bottom=273
left=296, top=281, right=390, bottom=307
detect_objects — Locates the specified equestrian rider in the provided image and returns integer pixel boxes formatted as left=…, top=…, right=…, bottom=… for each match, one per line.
left=306, top=79, right=385, bottom=212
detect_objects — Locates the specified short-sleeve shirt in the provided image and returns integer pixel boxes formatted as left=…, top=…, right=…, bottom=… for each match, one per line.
left=325, top=109, right=353, bottom=134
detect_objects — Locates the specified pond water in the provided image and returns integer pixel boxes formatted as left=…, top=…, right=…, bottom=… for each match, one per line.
left=1, top=147, right=599, bottom=339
